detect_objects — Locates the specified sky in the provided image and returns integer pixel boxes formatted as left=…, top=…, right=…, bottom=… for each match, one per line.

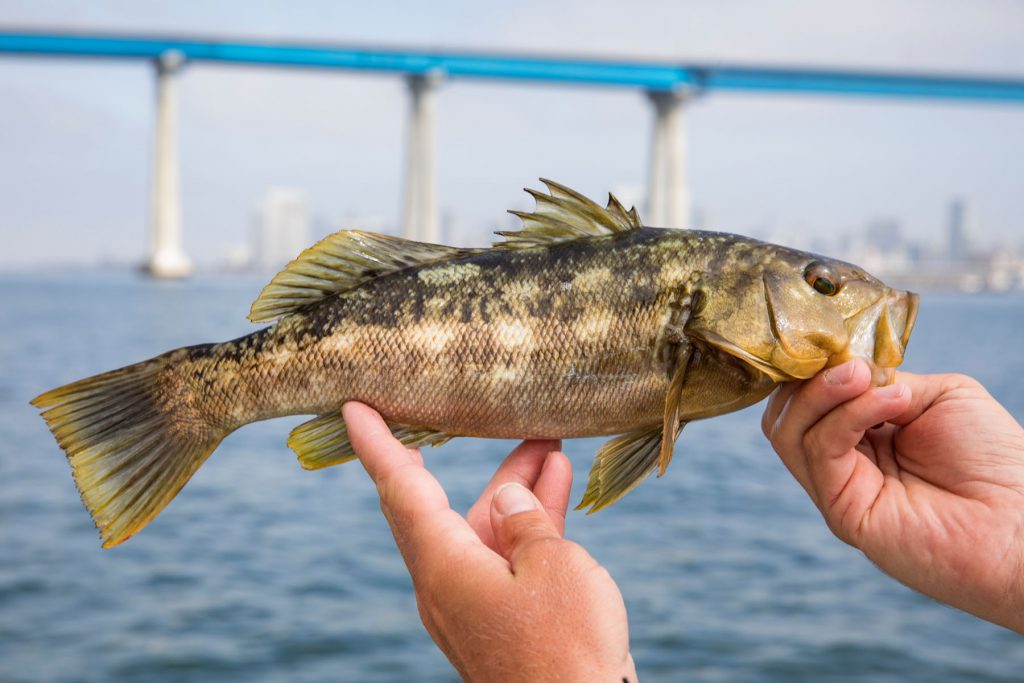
left=0, top=0, right=1022, bottom=269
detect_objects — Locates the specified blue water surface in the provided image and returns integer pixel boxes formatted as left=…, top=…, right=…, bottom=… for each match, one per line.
left=1, top=272, right=1022, bottom=682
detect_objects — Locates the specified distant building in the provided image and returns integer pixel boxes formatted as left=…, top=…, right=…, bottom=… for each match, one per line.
left=851, top=218, right=910, bottom=278
left=258, top=188, right=310, bottom=270
left=947, top=199, right=970, bottom=263
left=222, top=243, right=254, bottom=272
left=865, top=218, right=903, bottom=251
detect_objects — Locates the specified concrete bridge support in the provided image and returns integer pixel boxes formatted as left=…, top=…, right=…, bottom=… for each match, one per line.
left=646, top=89, right=691, bottom=229
left=146, top=50, right=192, bottom=278
left=402, top=72, right=441, bottom=243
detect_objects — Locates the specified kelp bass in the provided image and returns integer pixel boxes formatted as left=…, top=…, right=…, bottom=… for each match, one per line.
left=33, top=180, right=918, bottom=547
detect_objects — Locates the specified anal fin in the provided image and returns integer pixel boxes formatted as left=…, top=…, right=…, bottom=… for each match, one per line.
left=289, top=413, right=453, bottom=470
left=576, top=427, right=663, bottom=513
left=289, top=414, right=356, bottom=470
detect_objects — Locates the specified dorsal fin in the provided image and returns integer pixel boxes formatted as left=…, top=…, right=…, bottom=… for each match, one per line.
left=495, top=179, right=643, bottom=251
left=248, top=230, right=480, bottom=323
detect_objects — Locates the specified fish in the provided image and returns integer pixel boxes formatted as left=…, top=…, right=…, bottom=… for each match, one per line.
left=32, top=180, right=919, bottom=548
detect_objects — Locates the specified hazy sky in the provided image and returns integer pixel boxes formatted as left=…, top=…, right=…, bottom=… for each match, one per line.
left=1, top=0, right=1022, bottom=268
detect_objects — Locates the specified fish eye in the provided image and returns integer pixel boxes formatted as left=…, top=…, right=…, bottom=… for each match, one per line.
left=804, top=262, right=841, bottom=296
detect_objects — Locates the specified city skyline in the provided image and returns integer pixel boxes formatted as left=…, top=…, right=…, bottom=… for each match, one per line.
left=231, top=190, right=1024, bottom=293
left=1, top=1, right=1022, bottom=269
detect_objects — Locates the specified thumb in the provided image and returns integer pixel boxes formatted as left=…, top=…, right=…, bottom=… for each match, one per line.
left=490, top=482, right=563, bottom=568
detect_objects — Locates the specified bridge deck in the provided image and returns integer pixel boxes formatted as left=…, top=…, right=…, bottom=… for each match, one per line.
left=2, top=31, right=1023, bottom=101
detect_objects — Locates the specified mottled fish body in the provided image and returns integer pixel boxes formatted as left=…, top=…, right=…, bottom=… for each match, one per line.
left=33, top=180, right=918, bottom=547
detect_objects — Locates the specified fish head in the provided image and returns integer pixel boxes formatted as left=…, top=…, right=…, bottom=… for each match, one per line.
left=685, top=246, right=918, bottom=386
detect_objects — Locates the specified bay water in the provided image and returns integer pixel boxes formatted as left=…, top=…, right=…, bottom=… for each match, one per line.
left=2, top=273, right=1022, bottom=682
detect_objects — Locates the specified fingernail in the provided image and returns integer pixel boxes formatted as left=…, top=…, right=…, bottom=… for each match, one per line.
left=874, top=383, right=907, bottom=399
left=494, top=483, right=537, bottom=516
left=824, top=360, right=857, bottom=386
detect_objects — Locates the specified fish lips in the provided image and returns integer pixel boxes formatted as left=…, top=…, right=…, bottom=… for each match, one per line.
left=838, top=289, right=919, bottom=386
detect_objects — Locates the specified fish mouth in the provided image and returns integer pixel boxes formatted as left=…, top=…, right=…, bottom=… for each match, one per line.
left=834, top=289, right=919, bottom=386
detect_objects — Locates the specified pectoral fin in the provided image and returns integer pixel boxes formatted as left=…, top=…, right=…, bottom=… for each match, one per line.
left=289, top=413, right=453, bottom=470
left=658, top=350, right=693, bottom=477
left=576, top=427, right=663, bottom=513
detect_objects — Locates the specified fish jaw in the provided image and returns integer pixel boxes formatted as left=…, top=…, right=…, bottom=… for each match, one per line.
left=831, top=288, right=919, bottom=386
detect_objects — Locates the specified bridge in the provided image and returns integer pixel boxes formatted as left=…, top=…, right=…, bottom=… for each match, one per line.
left=3, top=30, right=1024, bottom=277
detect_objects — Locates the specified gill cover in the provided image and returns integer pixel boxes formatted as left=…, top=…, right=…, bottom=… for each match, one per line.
left=684, top=265, right=848, bottom=382
left=760, top=267, right=849, bottom=379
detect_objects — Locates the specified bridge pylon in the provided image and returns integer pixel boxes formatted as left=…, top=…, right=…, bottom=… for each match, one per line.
left=146, top=50, right=192, bottom=278
left=646, top=89, right=691, bottom=229
left=401, top=71, right=442, bottom=243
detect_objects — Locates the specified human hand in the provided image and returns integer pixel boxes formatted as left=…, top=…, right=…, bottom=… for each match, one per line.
left=343, top=402, right=637, bottom=682
left=762, top=359, right=1024, bottom=633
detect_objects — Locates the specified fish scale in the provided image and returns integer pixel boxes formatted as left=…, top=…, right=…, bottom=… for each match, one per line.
left=32, top=179, right=917, bottom=547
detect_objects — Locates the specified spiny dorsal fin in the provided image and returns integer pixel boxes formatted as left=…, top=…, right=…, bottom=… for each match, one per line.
left=495, top=179, right=643, bottom=251
left=289, top=412, right=453, bottom=470
left=249, top=231, right=481, bottom=323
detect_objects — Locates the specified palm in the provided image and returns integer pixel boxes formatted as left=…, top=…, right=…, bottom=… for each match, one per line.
left=831, top=374, right=1024, bottom=627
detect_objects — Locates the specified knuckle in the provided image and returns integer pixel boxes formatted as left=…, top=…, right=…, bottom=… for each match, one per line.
left=826, top=505, right=859, bottom=547
left=767, top=417, right=785, bottom=449
left=801, top=428, right=825, bottom=458
left=508, top=512, right=557, bottom=540
left=556, top=539, right=590, bottom=563
left=948, top=373, right=983, bottom=392
left=538, top=539, right=594, bottom=572
left=760, top=409, right=774, bottom=439
left=822, top=513, right=850, bottom=544
left=374, top=463, right=420, bottom=513
left=374, top=468, right=402, bottom=504
left=565, top=542, right=602, bottom=574
left=800, top=429, right=813, bottom=454
left=513, top=534, right=575, bottom=572
left=515, top=531, right=562, bottom=558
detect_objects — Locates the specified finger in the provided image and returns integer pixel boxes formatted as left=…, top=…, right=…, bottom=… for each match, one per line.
left=344, top=402, right=494, bottom=571
left=532, top=450, right=572, bottom=536
left=489, top=482, right=564, bottom=570
left=763, top=359, right=873, bottom=491
left=343, top=401, right=419, bottom=482
left=887, top=372, right=985, bottom=426
left=762, top=381, right=803, bottom=480
left=762, top=380, right=801, bottom=436
left=803, top=383, right=912, bottom=538
left=466, top=440, right=560, bottom=546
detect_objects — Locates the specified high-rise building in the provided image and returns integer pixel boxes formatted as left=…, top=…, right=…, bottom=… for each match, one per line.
left=258, top=188, right=311, bottom=271
left=947, top=199, right=970, bottom=263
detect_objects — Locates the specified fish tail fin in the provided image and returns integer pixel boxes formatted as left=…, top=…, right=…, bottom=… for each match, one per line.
left=31, top=349, right=227, bottom=548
